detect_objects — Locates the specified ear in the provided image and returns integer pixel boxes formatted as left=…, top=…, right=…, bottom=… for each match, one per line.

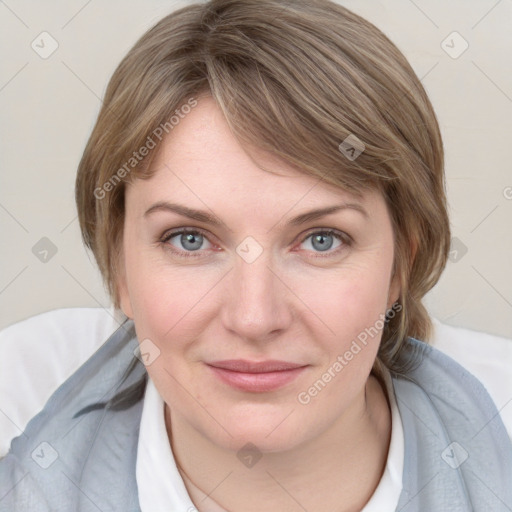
left=118, top=281, right=134, bottom=320
left=387, top=236, right=418, bottom=309
left=116, top=249, right=134, bottom=319
left=387, top=271, right=401, bottom=310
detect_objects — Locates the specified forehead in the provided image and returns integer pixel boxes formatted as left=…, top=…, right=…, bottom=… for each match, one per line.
left=125, top=96, right=383, bottom=218
left=152, top=95, right=312, bottom=187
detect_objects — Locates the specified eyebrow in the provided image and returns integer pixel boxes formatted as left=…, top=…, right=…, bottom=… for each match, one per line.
left=143, top=201, right=368, bottom=227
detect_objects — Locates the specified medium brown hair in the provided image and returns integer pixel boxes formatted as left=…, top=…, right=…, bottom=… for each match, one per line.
left=75, top=0, right=450, bottom=373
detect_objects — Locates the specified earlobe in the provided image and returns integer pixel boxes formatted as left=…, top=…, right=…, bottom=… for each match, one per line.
left=118, top=282, right=134, bottom=320
left=117, top=256, right=134, bottom=319
left=387, top=236, right=418, bottom=309
left=387, top=272, right=401, bottom=309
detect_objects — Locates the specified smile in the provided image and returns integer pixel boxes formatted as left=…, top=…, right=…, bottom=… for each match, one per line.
left=206, top=360, right=309, bottom=392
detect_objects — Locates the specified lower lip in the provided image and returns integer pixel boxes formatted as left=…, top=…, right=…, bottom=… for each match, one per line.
left=208, top=365, right=307, bottom=392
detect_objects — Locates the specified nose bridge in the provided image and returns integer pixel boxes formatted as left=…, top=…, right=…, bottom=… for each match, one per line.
left=221, top=245, right=291, bottom=340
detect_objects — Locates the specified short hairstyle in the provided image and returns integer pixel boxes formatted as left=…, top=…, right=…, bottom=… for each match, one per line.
left=75, top=0, right=450, bottom=374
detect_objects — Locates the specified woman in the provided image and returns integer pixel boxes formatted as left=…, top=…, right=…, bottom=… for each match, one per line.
left=1, top=0, right=511, bottom=510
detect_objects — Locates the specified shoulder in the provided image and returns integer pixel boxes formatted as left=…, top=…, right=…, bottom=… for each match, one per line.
left=0, top=307, right=122, bottom=456
left=0, top=317, right=146, bottom=511
left=392, top=332, right=512, bottom=509
left=429, top=318, right=512, bottom=439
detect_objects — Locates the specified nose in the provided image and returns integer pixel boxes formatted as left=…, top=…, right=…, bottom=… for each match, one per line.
left=220, top=249, right=294, bottom=343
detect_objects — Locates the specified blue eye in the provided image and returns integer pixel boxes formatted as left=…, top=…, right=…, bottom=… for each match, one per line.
left=299, top=230, right=347, bottom=256
left=160, top=228, right=350, bottom=259
left=161, top=228, right=212, bottom=257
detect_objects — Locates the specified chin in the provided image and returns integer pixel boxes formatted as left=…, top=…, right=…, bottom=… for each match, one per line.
left=203, top=406, right=314, bottom=454
left=225, top=428, right=307, bottom=455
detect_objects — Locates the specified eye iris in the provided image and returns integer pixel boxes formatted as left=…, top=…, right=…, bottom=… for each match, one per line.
left=172, top=231, right=339, bottom=253
left=312, top=233, right=333, bottom=251
left=181, top=232, right=203, bottom=251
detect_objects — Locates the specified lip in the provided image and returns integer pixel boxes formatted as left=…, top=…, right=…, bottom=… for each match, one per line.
left=207, top=360, right=308, bottom=392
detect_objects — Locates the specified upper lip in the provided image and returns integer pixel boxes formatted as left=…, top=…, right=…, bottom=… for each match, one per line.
left=207, top=360, right=307, bottom=373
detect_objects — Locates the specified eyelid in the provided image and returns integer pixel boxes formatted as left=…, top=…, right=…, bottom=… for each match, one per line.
left=160, top=227, right=227, bottom=261
left=298, top=227, right=352, bottom=245
left=294, top=228, right=352, bottom=257
left=160, top=227, right=216, bottom=251
left=160, top=226, right=212, bottom=243
left=159, top=226, right=352, bottom=257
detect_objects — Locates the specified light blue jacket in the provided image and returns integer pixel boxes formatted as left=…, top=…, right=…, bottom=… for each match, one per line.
left=1, top=319, right=511, bottom=511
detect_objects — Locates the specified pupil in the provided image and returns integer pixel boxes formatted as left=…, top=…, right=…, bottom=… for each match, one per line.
left=183, top=233, right=202, bottom=250
left=313, top=234, right=333, bottom=251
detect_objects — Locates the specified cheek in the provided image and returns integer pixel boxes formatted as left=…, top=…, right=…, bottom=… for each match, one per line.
left=303, top=260, right=393, bottom=342
left=124, top=245, right=220, bottom=349
left=296, top=260, right=393, bottom=400
left=298, top=271, right=391, bottom=403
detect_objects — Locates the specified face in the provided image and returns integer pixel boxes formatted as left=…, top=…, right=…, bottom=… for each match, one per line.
left=118, top=95, right=400, bottom=453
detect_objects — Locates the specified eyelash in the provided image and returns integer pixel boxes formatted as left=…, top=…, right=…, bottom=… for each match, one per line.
left=159, top=227, right=352, bottom=259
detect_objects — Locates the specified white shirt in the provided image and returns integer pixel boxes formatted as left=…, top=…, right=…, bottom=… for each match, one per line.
left=136, top=367, right=404, bottom=512
left=1, top=308, right=511, bottom=510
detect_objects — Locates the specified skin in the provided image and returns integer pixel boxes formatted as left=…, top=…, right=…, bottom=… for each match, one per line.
left=118, top=95, right=401, bottom=511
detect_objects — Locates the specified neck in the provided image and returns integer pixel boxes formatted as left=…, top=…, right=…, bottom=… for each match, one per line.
left=166, top=374, right=391, bottom=512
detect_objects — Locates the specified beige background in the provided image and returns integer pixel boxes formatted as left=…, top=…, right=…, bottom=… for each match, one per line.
left=1, top=0, right=511, bottom=337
